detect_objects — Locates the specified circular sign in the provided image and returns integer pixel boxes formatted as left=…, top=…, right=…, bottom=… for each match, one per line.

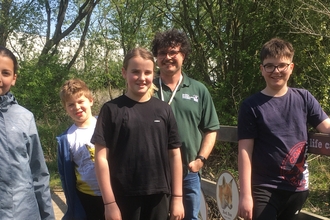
left=198, top=189, right=208, bottom=220
left=216, top=170, right=239, bottom=220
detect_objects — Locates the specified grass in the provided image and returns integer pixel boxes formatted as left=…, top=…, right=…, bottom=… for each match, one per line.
left=47, top=161, right=62, bottom=191
left=303, top=155, right=330, bottom=217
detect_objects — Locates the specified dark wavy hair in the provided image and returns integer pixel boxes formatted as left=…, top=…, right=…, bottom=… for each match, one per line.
left=151, top=29, right=191, bottom=59
left=0, top=46, right=18, bottom=74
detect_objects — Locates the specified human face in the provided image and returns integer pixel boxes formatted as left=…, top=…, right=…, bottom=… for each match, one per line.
left=0, top=56, right=17, bottom=96
left=65, top=94, right=94, bottom=127
left=122, top=56, right=154, bottom=102
left=261, top=56, right=294, bottom=93
left=156, top=46, right=185, bottom=76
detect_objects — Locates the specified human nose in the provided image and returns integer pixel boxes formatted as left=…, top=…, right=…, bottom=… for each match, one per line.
left=74, top=103, right=80, bottom=110
left=138, top=73, right=146, bottom=80
left=273, top=65, right=281, bottom=73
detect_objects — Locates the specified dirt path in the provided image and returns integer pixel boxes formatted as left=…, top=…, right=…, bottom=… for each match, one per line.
left=51, top=191, right=67, bottom=220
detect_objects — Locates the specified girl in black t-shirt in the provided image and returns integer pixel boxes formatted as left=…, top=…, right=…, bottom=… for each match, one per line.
left=91, top=47, right=184, bottom=220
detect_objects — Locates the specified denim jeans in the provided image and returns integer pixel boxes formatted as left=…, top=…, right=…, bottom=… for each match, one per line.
left=183, top=172, right=201, bottom=220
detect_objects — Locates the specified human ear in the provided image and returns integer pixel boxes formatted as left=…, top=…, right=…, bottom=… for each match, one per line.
left=290, top=62, right=294, bottom=70
left=121, top=67, right=127, bottom=79
left=11, top=74, right=17, bottom=86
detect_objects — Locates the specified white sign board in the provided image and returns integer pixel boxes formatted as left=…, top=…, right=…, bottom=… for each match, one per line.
left=216, top=170, right=239, bottom=220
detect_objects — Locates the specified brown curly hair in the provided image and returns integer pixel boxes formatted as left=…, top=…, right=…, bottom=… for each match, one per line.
left=151, top=28, right=191, bottom=59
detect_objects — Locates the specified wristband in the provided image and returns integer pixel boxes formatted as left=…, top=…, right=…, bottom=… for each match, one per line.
left=104, top=201, right=116, bottom=205
left=195, top=155, right=207, bottom=164
left=172, top=195, right=183, bottom=197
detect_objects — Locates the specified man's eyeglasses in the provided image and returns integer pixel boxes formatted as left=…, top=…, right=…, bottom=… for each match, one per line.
left=263, top=63, right=291, bottom=73
left=157, top=50, right=181, bottom=59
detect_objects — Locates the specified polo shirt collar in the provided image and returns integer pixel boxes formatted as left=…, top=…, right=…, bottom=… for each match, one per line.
left=155, top=71, right=191, bottom=88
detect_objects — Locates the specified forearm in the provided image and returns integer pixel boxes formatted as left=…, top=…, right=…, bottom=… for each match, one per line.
left=169, top=148, right=183, bottom=196
left=198, top=130, right=217, bottom=159
left=95, top=144, right=115, bottom=203
left=238, top=139, right=253, bottom=196
left=189, top=131, right=217, bottom=172
left=169, top=148, right=185, bottom=219
left=238, top=139, right=254, bottom=219
left=28, top=132, right=54, bottom=219
left=238, top=151, right=252, bottom=196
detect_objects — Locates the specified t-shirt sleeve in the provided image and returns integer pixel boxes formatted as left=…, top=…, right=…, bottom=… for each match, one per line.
left=91, top=104, right=109, bottom=147
left=237, top=99, right=258, bottom=140
left=306, top=90, right=329, bottom=127
left=167, top=106, right=182, bottom=149
left=200, top=86, right=220, bottom=132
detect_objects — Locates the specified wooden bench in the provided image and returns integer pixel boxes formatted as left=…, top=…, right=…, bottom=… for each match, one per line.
left=201, top=126, right=330, bottom=220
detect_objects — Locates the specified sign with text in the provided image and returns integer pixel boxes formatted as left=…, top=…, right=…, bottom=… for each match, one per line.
left=216, top=170, right=239, bottom=220
left=308, top=133, right=330, bottom=156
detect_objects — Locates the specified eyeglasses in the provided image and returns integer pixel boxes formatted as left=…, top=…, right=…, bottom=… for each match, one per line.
left=263, top=63, right=291, bottom=73
left=157, top=50, right=181, bottom=59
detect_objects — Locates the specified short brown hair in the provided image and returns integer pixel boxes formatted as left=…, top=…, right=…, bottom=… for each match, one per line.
left=59, top=78, right=93, bottom=106
left=260, top=38, right=294, bottom=63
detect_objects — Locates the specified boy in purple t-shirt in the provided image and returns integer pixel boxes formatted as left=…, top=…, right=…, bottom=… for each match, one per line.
left=237, top=38, right=330, bottom=220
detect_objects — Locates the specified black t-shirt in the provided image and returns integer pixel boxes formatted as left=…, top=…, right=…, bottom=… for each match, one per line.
left=238, top=88, right=328, bottom=191
left=91, top=95, right=181, bottom=196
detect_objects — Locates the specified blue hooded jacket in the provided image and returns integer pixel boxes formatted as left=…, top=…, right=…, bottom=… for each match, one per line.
left=57, top=129, right=87, bottom=220
left=0, top=92, right=55, bottom=220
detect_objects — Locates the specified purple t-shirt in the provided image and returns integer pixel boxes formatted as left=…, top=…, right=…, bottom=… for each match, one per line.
left=238, top=88, right=328, bottom=191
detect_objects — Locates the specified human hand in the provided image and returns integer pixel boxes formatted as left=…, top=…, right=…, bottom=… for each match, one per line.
left=104, top=202, right=122, bottom=220
left=188, top=159, right=203, bottom=172
left=238, top=195, right=253, bottom=220
left=169, top=196, right=184, bottom=220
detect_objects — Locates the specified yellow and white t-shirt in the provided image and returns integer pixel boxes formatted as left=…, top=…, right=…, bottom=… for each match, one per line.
left=67, top=120, right=101, bottom=196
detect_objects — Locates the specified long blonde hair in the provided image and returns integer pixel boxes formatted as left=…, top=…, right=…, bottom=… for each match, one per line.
left=123, top=47, right=157, bottom=96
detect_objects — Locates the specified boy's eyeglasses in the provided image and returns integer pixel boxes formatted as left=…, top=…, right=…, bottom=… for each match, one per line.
left=157, top=50, right=181, bottom=59
left=263, top=63, right=291, bottom=73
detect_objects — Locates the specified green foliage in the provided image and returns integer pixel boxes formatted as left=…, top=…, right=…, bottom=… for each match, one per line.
left=11, top=56, right=70, bottom=121
left=48, top=161, right=62, bottom=190
left=42, top=118, right=72, bottom=190
left=37, top=118, right=72, bottom=161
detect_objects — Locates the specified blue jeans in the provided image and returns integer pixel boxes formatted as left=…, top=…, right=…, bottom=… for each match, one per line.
left=183, top=172, right=201, bottom=220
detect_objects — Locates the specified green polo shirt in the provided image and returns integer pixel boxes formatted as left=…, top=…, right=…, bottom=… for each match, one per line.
left=154, top=73, right=220, bottom=173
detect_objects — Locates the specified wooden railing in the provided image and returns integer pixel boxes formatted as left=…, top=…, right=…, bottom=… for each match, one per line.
left=200, top=126, right=330, bottom=220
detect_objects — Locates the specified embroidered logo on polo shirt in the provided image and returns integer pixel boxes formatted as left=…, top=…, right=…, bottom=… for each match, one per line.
left=154, top=120, right=160, bottom=123
left=182, top=94, right=199, bottom=102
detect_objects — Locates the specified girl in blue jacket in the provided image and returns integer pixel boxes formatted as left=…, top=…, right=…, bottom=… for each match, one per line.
left=0, top=46, right=54, bottom=219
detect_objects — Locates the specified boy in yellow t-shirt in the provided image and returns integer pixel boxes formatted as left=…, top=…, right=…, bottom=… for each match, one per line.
left=57, top=79, right=104, bottom=220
